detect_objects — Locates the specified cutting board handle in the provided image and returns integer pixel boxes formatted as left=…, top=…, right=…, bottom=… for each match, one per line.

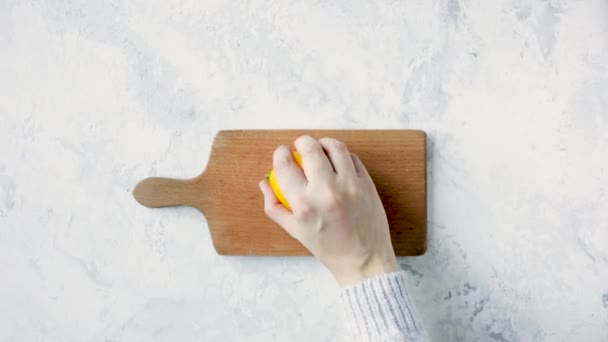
left=133, top=177, right=200, bottom=208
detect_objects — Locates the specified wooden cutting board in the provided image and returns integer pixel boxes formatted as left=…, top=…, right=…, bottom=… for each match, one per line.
left=133, top=130, right=427, bottom=256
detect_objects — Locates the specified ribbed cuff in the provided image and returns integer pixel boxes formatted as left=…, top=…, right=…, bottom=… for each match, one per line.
left=340, top=271, right=426, bottom=342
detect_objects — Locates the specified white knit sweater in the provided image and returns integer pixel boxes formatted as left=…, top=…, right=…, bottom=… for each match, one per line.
left=340, top=271, right=428, bottom=342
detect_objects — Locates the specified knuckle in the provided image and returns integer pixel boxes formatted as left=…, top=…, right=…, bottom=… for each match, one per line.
left=345, top=183, right=361, bottom=197
left=294, top=202, right=314, bottom=219
left=320, top=137, right=346, bottom=151
left=325, top=198, right=341, bottom=212
left=323, top=191, right=350, bottom=221
left=333, top=140, right=347, bottom=151
left=295, top=135, right=317, bottom=154
left=291, top=195, right=314, bottom=219
left=273, top=146, right=291, bottom=169
left=291, top=193, right=307, bottom=206
left=295, top=134, right=314, bottom=143
left=322, top=189, right=344, bottom=210
left=318, top=137, right=332, bottom=146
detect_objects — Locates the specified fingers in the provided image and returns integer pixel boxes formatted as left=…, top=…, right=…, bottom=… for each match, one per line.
left=258, top=180, right=297, bottom=237
left=351, top=153, right=372, bottom=180
left=294, top=135, right=334, bottom=180
left=273, top=145, right=307, bottom=199
left=318, top=137, right=357, bottom=178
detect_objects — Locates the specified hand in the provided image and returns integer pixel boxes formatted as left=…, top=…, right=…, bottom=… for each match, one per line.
left=258, top=135, right=398, bottom=287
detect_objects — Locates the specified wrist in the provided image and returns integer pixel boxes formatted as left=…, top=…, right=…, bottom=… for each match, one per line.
left=335, top=255, right=398, bottom=287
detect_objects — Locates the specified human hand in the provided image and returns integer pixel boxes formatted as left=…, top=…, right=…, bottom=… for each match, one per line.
left=258, top=135, right=398, bottom=287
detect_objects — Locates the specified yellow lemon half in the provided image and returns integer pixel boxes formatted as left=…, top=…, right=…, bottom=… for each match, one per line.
left=265, top=151, right=302, bottom=210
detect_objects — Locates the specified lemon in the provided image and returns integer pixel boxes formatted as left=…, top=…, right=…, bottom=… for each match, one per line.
left=265, top=151, right=302, bottom=210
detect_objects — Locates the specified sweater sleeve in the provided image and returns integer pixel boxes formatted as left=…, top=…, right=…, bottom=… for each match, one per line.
left=340, top=271, right=428, bottom=342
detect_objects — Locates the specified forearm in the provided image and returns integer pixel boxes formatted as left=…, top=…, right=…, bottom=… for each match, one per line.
left=340, top=271, right=428, bottom=342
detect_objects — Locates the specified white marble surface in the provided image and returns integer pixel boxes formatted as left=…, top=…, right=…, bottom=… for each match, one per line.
left=1, top=0, right=607, bottom=341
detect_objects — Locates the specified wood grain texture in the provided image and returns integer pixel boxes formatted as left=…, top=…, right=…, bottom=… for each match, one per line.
left=133, top=130, right=427, bottom=256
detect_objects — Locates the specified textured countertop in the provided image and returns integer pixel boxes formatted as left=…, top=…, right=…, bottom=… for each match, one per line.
left=1, top=1, right=607, bottom=341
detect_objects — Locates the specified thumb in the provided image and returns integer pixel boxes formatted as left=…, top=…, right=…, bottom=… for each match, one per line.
left=258, top=180, right=298, bottom=238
